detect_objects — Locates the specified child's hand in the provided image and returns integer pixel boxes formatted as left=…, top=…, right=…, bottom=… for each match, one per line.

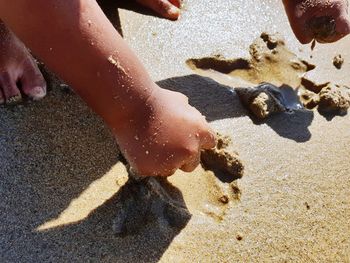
left=283, top=0, right=350, bottom=44
left=115, top=87, right=216, bottom=177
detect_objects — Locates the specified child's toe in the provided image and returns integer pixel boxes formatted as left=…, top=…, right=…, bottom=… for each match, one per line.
left=20, top=59, right=47, bottom=101
left=0, top=89, right=4, bottom=104
left=0, top=72, right=22, bottom=104
left=137, top=0, right=180, bottom=20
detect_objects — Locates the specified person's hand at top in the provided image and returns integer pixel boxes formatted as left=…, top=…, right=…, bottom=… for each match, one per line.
left=137, top=0, right=181, bottom=20
left=283, top=0, right=350, bottom=44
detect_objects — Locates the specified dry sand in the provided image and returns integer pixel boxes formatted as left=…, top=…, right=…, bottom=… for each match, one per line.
left=1, top=0, right=350, bottom=262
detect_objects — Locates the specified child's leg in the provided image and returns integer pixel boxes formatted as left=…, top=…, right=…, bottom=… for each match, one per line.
left=0, top=20, right=46, bottom=104
left=283, top=0, right=350, bottom=43
left=0, top=0, right=179, bottom=105
left=137, top=0, right=180, bottom=20
left=0, top=0, right=214, bottom=176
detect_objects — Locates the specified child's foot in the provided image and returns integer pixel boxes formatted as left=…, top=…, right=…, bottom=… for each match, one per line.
left=283, top=0, right=350, bottom=43
left=136, top=0, right=181, bottom=20
left=0, top=21, right=46, bottom=105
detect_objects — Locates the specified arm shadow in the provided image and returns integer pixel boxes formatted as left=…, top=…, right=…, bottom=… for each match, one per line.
left=0, top=81, right=189, bottom=263
left=157, top=74, right=314, bottom=142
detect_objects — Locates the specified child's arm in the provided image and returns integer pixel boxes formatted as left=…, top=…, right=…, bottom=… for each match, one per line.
left=283, top=0, right=350, bottom=44
left=0, top=0, right=215, bottom=176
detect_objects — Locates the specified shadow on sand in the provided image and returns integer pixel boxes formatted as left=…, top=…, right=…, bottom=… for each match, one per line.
left=0, top=73, right=314, bottom=262
left=0, top=85, right=189, bottom=262
left=158, top=74, right=314, bottom=142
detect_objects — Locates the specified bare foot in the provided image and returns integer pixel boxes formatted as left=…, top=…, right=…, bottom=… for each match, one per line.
left=136, top=0, right=181, bottom=20
left=283, top=0, right=350, bottom=44
left=0, top=21, right=46, bottom=105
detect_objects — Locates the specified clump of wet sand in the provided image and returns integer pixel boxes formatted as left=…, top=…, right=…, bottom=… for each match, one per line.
left=187, top=32, right=315, bottom=88
left=299, top=83, right=350, bottom=113
left=318, top=83, right=350, bottom=113
left=235, top=83, right=287, bottom=119
left=201, top=133, right=244, bottom=180
left=300, top=88, right=320, bottom=109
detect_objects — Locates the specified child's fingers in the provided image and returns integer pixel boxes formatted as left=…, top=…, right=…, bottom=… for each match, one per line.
left=154, top=0, right=180, bottom=20
left=283, top=0, right=350, bottom=44
left=200, top=129, right=216, bottom=150
left=325, top=15, right=350, bottom=42
left=169, top=0, right=181, bottom=8
left=20, top=61, right=47, bottom=100
left=138, top=0, right=180, bottom=20
left=313, top=16, right=350, bottom=43
left=336, top=15, right=350, bottom=37
left=294, top=28, right=314, bottom=44
left=0, top=72, right=21, bottom=103
left=180, top=152, right=200, bottom=172
left=0, top=89, right=4, bottom=104
left=180, top=128, right=215, bottom=173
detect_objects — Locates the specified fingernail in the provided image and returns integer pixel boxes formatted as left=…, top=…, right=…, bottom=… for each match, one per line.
left=169, top=6, right=180, bottom=17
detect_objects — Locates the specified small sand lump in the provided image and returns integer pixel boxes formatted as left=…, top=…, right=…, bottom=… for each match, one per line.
left=318, top=83, right=350, bottom=112
left=333, top=54, right=344, bottom=69
left=235, top=83, right=286, bottom=119
left=201, top=133, right=244, bottom=180
left=219, top=195, right=229, bottom=204
left=236, top=234, right=243, bottom=241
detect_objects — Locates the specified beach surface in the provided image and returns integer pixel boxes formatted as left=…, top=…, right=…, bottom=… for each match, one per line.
left=1, top=0, right=350, bottom=262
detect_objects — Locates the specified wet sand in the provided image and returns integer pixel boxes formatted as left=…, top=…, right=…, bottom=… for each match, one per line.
left=1, top=0, right=350, bottom=262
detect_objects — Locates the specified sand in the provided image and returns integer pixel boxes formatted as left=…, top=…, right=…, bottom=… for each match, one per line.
left=333, top=54, right=344, bottom=69
left=189, top=33, right=350, bottom=117
left=201, top=133, right=244, bottom=180
left=1, top=0, right=350, bottom=262
left=235, top=83, right=288, bottom=119
left=187, top=32, right=315, bottom=88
